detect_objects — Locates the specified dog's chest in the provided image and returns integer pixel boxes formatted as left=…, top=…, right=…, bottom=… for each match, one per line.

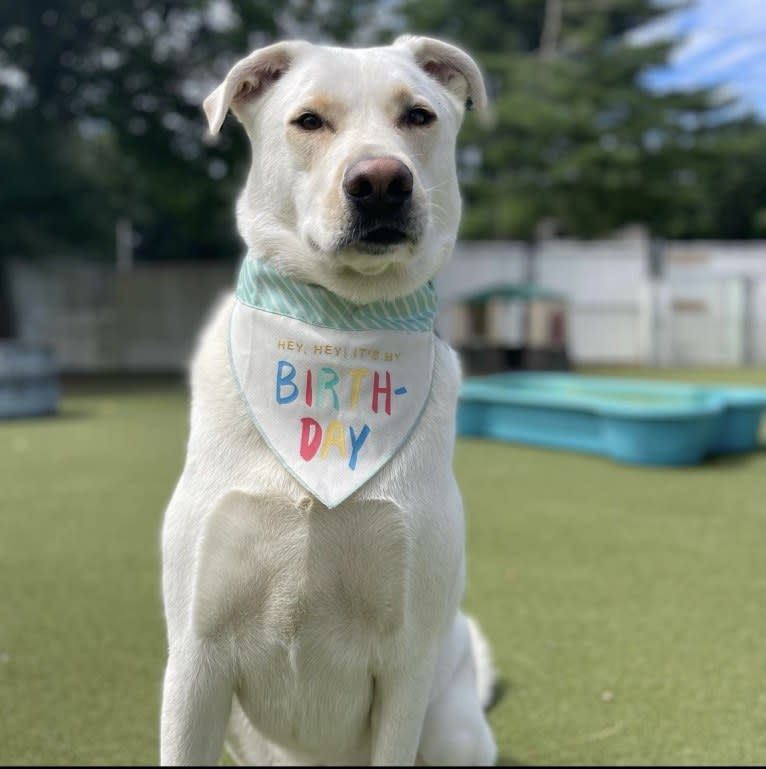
left=194, top=491, right=410, bottom=649
left=192, top=493, right=411, bottom=752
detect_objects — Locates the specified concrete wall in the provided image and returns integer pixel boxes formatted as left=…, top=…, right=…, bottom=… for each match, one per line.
left=438, top=238, right=766, bottom=367
left=9, top=259, right=235, bottom=373
left=536, top=236, right=648, bottom=364
left=663, top=242, right=766, bottom=366
left=7, top=239, right=766, bottom=372
left=435, top=241, right=529, bottom=302
left=438, top=234, right=650, bottom=364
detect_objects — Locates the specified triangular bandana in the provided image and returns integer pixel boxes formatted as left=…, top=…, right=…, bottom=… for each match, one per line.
left=228, top=256, right=437, bottom=508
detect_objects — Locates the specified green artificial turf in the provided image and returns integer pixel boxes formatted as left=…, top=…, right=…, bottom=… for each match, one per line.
left=1, top=369, right=765, bottom=765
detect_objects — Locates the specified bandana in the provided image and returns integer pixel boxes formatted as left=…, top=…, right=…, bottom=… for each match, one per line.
left=228, top=255, right=437, bottom=508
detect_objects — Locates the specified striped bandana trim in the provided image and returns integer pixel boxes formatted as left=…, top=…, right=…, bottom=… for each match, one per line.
left=235, top=255, right=437, bottom=333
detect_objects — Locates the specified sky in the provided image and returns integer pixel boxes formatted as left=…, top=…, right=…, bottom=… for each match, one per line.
left=2, top=1, right=765, bottom=122
left=633, top=0, right=766, bottom=117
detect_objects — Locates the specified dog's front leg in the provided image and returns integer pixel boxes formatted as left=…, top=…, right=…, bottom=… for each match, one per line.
left=370, top=657, right=437, bottom=766
left=160, top=643, right=233, bottom=766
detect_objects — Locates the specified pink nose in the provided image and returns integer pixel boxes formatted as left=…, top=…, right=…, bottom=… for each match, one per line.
left=343, top=157, right=413, bottom=213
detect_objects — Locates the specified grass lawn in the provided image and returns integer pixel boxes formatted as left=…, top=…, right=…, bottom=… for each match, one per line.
left=1, top=368, right=765, bottom=765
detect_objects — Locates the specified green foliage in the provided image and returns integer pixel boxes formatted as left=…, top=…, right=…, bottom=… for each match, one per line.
left=403, top=0, right=766, bottom=240
left=0, top=0, right=378, bottom=262
left=1, top=1, right=233, bottom=259
left=1, top=0, right=765, bottom=263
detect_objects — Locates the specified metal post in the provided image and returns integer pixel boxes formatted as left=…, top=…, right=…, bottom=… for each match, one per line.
left=116, top=217, right=134, bottom=273
left=742, top=276, right=754, bottom=366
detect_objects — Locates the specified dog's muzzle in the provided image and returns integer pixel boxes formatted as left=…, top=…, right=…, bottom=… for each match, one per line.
left=341, top=156, right=417, bottom=250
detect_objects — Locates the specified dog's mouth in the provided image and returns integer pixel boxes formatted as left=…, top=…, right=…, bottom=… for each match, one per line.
left=329, top=225, right=415, bottom=276
left=359, top=227, right=409, bottom=247
left=337, top=228, right=416, bottom=275
left=336, top=218, right=420, bottom=258
left=310, top=213, right=424, bottom=276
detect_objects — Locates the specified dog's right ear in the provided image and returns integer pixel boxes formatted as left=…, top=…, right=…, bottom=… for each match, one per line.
left=203, top=41, right=305, bottom=135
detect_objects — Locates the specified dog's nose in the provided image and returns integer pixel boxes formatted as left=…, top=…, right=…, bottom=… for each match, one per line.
left=343, top=157, right=413, bottom=214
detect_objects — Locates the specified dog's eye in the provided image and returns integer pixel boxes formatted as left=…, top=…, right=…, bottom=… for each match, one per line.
left=404, top=107, right=436, bottom=128
left=292, top=112, right=324, bottom=131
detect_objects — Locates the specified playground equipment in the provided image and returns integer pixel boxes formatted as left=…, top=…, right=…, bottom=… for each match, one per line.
left=458, top=372, right=766, bottom=465
left=0, top=343, right=59, bottom=419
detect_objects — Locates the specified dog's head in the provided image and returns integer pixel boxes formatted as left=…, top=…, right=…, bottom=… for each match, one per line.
left=204, top=37, right=486, bottom=303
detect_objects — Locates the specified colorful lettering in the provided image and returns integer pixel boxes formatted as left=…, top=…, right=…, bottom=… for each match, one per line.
left=276, top=360, right=298, bottom=404
left=318, top=367, right=340, bottom=410
left=349, top=368, right=370, bottom=409
left=305, top=368, right=313, bottom=407
left=348, top=424, right=371, bottom=470
left=372, top=370, right=392, bottom=415
left=300, top=417, right=322, bottom=461
left=320, top=420, right=348, bottom=459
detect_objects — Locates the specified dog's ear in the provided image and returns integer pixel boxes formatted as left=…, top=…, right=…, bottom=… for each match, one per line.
left=394, top=35, right=488, bottom=115
left=203, top=41, right=306, bottom=135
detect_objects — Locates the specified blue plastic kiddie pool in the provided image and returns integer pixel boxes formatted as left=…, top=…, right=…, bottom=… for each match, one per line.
left=457, top=373, right=766, bottom=465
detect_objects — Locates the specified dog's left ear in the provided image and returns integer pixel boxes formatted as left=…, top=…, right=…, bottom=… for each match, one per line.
left=395, top=35, right=488, bottom=115
left=203, top=40, right=308, bottom=135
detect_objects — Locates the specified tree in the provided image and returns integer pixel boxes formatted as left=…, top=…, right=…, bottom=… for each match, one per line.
left=0, top=0, right=382, bottom=265
left=401, top=0, right=766, bottom=239
left=2, top=0, right=765, bottom=280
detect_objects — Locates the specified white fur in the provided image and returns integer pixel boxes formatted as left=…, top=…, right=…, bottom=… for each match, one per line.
left=160, top=37, right=497, bottom=766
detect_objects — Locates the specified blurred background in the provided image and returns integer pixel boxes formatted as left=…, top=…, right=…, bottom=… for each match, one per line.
left=2, top=1, right=766, bottom=766
left=2, top=0, right=766, bottom=374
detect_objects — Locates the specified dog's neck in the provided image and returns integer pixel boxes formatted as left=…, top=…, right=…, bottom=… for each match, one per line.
left=236, top=254, right=438, bottom=333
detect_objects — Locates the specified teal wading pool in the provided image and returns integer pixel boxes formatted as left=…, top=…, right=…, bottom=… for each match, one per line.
left=457, top=373, right=766, bottom=466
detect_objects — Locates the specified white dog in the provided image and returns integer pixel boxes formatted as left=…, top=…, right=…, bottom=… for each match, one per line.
left=160, top=36, right=497, bottom=766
